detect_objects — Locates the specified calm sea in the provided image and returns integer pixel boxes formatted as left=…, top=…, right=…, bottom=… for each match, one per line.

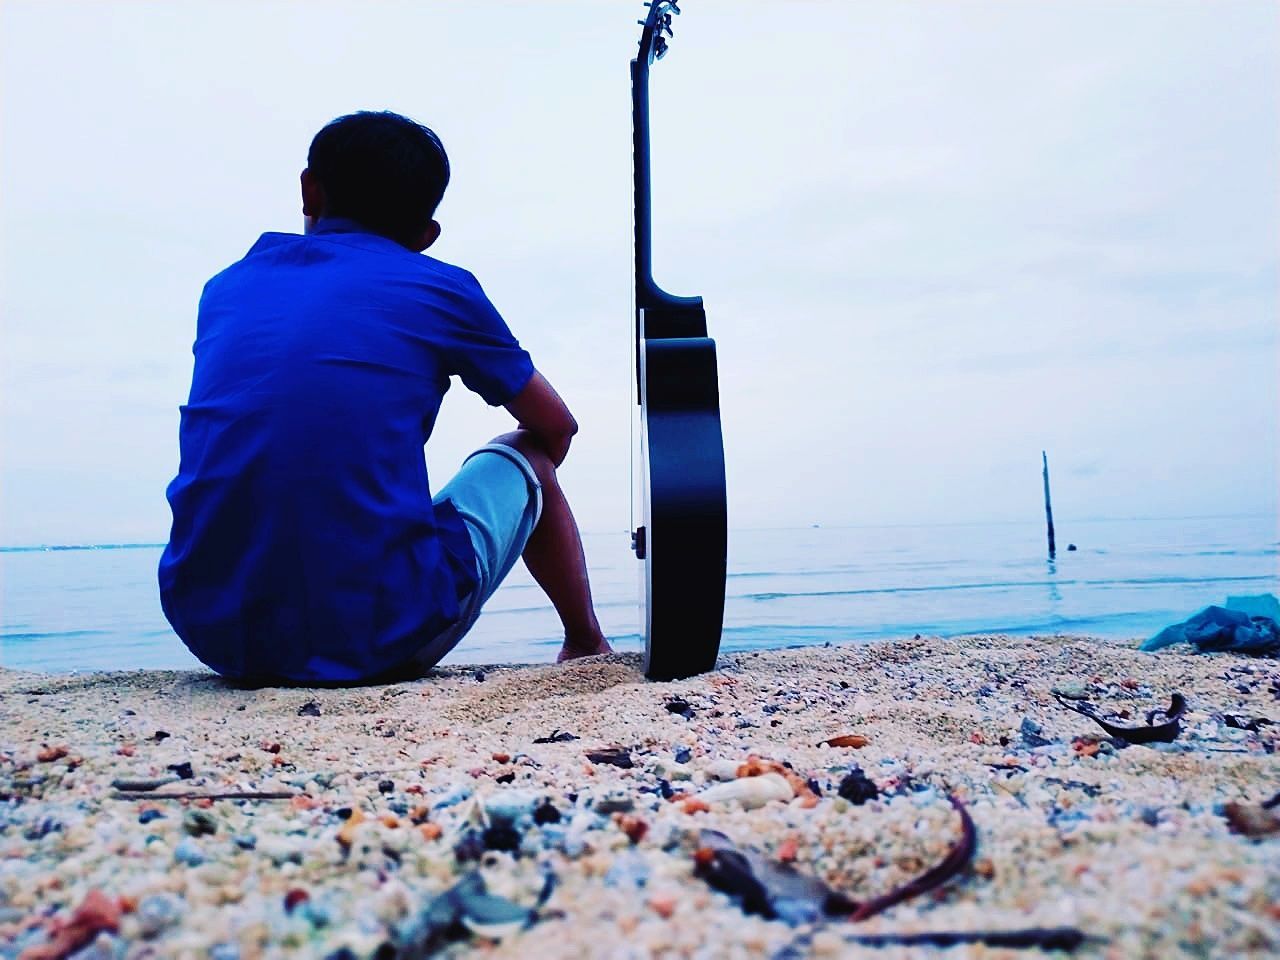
left=2, top=516, right=1276, bottom=673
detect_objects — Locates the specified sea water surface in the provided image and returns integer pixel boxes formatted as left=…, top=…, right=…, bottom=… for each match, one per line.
left=2, top=516, right=1276, bottom=673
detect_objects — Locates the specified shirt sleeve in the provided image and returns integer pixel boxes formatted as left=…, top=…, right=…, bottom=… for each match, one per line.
left=444, top=272, right=535, bottom=406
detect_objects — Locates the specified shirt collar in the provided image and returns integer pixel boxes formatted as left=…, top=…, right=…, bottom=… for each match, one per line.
left=310, top=216, right=379, bottom=237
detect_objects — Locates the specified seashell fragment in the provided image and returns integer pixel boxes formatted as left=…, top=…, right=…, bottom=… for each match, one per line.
left=704, top=759, right=741, bottom=781
left=698, top=773, right=794, bottom=810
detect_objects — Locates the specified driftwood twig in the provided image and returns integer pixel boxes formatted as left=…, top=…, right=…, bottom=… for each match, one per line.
left=845, top=794, right=977, bottom=922
left=112, top=791, right=296, bottom=801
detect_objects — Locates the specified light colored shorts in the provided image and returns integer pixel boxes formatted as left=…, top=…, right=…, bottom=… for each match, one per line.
left=406, top=444, right=543, bottom=671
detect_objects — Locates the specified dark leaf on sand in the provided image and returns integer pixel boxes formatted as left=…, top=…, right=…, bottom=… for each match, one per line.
left=532, top=730, right=579, bottom=744
left=297, top=700, right=322, bottom=717
left=532, top=801, right=561, bottom=825
left=694, top=830, right=848, bottom=925
left=692, top=796, right=976, bottom=926
left=1220, top=713, right=1273, bottom=732
left=585, top=748, right=634, bottom=769
left=166, top=762, right=194, bottom=780
left=836, top=767, right=878, bottom=805
left=392, top=871, right=537, bottom=958
left=482, top=822, right=521, bottom=853
left=665, top=698, right=695, bottom=718
left=1222, top=801, right=1280, bottom=837
left=1054, top=692, right=1186, bottom=744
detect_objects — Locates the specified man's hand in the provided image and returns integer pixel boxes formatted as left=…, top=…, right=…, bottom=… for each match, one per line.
left=504, top=370, right=577, bottom=467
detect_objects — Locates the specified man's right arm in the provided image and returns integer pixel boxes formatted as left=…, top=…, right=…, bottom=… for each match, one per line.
left=504, top=370, right=578, bottom=467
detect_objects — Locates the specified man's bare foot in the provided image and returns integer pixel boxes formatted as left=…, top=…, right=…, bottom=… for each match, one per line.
left=556, top=636, right=615, bottom=663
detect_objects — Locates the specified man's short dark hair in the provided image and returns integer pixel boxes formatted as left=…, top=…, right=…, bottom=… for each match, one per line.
left=307, top=111, right=450, bottom=245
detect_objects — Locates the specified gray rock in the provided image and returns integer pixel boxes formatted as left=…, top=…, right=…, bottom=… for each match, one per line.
left=1053, top=682, right=1089, bottom=700
left=594, top=791, right=634, bottom=814
left=136, top=893, right=182, bottom=938
left=603, top=850, right=650, bottom=889
left=173, top=837, right=206, bottom=866
left=233, top=833, right=257, bottom=851
left=483, top=789, right=540, bottom=824
left=183, top=809, right=218, bottom=837
left=1020, top=716, right=1054, bottom=747
left=432, top=784, right=473, bottom=810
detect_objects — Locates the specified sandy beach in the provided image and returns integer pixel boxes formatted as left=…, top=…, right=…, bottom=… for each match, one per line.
left=2, top=634, right=1277, bottom=959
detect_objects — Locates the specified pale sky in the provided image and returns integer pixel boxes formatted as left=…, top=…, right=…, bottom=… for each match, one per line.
left=1, top=0, right=1276, bottom=547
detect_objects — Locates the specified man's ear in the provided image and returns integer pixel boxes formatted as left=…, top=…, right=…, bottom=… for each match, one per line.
left=410, top=220, right=441, bottom=253
left=301, top=168, right=325, bottom=221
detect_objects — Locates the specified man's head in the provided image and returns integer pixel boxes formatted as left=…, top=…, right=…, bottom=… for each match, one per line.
left=301, top=111, right=450, bottom=251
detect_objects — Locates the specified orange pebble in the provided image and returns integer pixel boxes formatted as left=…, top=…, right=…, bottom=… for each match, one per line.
left=680, top=798, right=710, bottom=815
left=491, top=752, right=511, bottom=763
left=648, top=895, right=677, bottom=919
left=777, top=837, right=799, bottom=863
left=617, top=814, right=648, bottom=844
left=337, top=807, right=365, bottom=847
left=116, top=744, right=135, bottom=757
left=380, top=814, right=400, bottom=829
left=419, top=822, right=443, bottom=840
left=970, top=732, right=986, bottom=745
left=823, top=734, right=870, bottom=749
left=36, top=746, right=68, bottom=763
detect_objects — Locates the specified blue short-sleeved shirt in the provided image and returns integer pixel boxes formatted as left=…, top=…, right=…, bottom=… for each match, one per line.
left=158, top=218, right=535, bottom=683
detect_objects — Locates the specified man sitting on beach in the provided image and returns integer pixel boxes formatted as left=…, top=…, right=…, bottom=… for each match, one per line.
left=159, top=110, right=612, bottom=684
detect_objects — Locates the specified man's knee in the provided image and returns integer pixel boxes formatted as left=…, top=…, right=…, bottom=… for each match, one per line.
left=490, top=429, right=555, bottom=485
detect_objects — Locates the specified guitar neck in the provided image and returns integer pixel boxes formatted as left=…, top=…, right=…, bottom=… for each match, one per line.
left=631, top=57, right=703, bottom=319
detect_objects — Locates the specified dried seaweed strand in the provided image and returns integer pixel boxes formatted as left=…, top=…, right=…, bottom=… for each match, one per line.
left=1054, top=692, right=1185, bottom=744
left=843, top=794, right=977, bottom=923
left=1262, top=790, right=1280, bottom=811
left=112, top=791, right=296, bottom=801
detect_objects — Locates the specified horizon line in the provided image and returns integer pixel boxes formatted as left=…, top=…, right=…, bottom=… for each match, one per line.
left=2, top=510, right=1274, bottom=553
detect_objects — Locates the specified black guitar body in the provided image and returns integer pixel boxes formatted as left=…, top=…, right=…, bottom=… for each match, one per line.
left=631, top=2, right=727, bottom=681
left=638, top=328, right=727, bottom=680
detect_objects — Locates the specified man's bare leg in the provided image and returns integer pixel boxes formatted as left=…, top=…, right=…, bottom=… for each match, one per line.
left=491, top=430, right=613, bottom=661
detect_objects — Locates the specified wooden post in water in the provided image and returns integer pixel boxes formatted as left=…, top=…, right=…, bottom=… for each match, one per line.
left=1042, top=450, right=1056, bottom=560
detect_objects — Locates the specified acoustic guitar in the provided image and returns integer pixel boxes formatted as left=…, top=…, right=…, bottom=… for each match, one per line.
left=630, top=0, right=727, bottom=681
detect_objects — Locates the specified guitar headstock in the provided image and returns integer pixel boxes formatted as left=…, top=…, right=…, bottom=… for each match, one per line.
left=636, top=0, right=682, bottom=66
